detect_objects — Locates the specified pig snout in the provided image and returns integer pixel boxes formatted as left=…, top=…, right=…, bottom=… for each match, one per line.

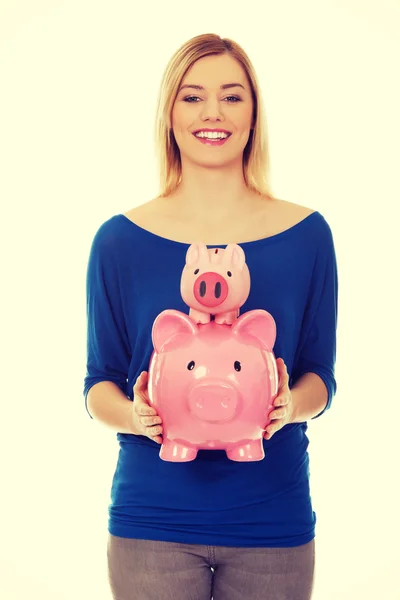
left=193, top=271, right=229, bottom=308
left=188, top=381, right=238, bottom=422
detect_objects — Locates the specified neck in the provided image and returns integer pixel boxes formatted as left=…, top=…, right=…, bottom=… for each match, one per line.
left=167, top=167, right=254, bottom=220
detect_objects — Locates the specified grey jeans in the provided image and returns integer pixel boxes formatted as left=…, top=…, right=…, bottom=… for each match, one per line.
left=107, top=534, right=315, bottom=600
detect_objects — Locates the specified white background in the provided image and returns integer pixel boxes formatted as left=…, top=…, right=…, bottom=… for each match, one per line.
left=1, top=1, right=399, bottom=599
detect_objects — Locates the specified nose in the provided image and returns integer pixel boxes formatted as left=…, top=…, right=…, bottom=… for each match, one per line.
left=188, top=382, right=239, bottom=422
left=200, top=99, right=224, bottom=119
left=193, top=272, right=228, bottom=308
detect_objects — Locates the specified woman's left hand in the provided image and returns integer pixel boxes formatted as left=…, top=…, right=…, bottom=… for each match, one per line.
left=263, top=358, right=294, bottom=440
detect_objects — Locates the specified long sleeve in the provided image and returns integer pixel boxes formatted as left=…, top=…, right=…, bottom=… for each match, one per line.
left=83, top=224, right=131, bottom=418
left=290, top=217, right=338, bottom=419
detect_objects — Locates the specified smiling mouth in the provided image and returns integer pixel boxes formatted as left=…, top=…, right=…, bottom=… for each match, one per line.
left=192, top=133, right=232, bottom=146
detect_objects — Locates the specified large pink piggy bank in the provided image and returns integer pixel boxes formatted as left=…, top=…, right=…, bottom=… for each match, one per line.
left=180, top=243, right=251, bottom=325
left=147, top=309, right=279, bottom=462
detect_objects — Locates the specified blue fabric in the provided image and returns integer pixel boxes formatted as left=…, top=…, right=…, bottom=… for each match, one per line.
left=83, top=211, right=338, bottom=547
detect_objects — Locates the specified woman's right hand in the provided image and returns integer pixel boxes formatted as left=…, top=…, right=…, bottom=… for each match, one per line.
left=132, top=371, right=163, bottom=444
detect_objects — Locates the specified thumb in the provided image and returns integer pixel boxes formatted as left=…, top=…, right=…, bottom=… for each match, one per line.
left=133, top=372, right=154, bottom=411
left=134, top=371, right=148, bottom=391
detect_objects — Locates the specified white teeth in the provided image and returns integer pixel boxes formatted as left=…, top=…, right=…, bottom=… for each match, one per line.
left=195, top=131, right=229, bottom=139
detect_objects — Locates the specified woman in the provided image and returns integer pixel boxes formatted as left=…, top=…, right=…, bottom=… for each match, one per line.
left=84, top=33, right=338, bottom=600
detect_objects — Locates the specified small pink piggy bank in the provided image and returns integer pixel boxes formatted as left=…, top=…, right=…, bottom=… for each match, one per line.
left=180, top=243, right=251, bottom=325
left=147, top=309, right=279, bottom=462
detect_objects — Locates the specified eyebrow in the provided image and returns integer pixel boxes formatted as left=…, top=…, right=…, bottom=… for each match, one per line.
left=179, top=83, right=246, bottom=92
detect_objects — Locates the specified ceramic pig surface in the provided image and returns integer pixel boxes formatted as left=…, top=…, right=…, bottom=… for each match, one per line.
left=147, top=309, right=279, bottom=462
left=180, top=243, right=251, bottom=325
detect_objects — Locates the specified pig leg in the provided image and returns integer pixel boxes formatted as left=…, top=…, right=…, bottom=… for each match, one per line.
left=226, top=438, right=265, bottom=461
left=159, top=438, right=198, bottom=462
left=188, top=308, right=211, bottom=324
left=214, top=309, right=239, bottom=325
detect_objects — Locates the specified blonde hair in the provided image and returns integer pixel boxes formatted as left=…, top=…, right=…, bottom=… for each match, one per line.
left=154, top=33, right=277, bottom=201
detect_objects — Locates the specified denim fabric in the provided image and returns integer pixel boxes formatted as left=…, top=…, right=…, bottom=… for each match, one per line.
left=107, top=534, right=315, bottom=600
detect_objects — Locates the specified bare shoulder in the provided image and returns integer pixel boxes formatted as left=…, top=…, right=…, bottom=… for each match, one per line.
left=273, top=198, right=315, bottom=219
left=124, top=197, right=159, bottom=221
left=123, top=196, right=185, bottom=239
left=264, top=197, right=316, bottom=232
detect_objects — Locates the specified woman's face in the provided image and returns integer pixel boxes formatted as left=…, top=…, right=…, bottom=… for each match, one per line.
left=171, top=54, right=255, bottom=167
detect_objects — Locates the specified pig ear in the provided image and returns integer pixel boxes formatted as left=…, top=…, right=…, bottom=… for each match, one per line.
left=222, top=244, right=246, bottom=271
left=185, top=243, right=209, bottom=267
left=231, top=309, right=276, bottom=351
left=152, top=309, right=198, bottom=353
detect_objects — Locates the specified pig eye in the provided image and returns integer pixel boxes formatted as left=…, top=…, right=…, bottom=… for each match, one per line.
left=187, top=361, right=195, bottom=370
left=194, top=269, right=199, bottom=275
left=227, top=271, right=232, bottom=277
left=234, top=361, right=241, bottom=372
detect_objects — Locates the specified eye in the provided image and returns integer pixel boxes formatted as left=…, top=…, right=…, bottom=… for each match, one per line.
left=183, top=96, right=242, bottom=103
left=234, top=361, right=241, bottom=372
left=227, top=271, right=232, bottom=277
left=187, top=361, right=195, bottom=370
left=194, top=269, right=199, bottom=275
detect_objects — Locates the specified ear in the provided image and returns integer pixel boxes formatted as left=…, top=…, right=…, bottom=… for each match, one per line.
left=231, top=309, right=276, bottom=351
left=185, top=243, right=209, bottom=267
left=152, top=309, right=198, bottom=353
left=222, top=244, right=246, bottom=271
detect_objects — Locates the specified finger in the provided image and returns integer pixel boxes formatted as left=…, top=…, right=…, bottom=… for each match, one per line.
left=274, top=394, right=289, bottom=407
left=141, top=415, right=162, bottom=426
left=277, top=359, right=289, bottom=383
left=134, top=400, right=157, bottom=416
left=264, top=422, right=281, bottom=438
left=263, top=429, right=275, bottom=440
left=277, top=358, right=288, bottom=375
left=147, top=425, right=163, bottom=438
left=133, top=371, right=148, bottom=392
left=269, top=407, right=287, bottom=420
left=133, top=372, right=157, bottom=415
left=132, top=389, right=147, bottom=406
